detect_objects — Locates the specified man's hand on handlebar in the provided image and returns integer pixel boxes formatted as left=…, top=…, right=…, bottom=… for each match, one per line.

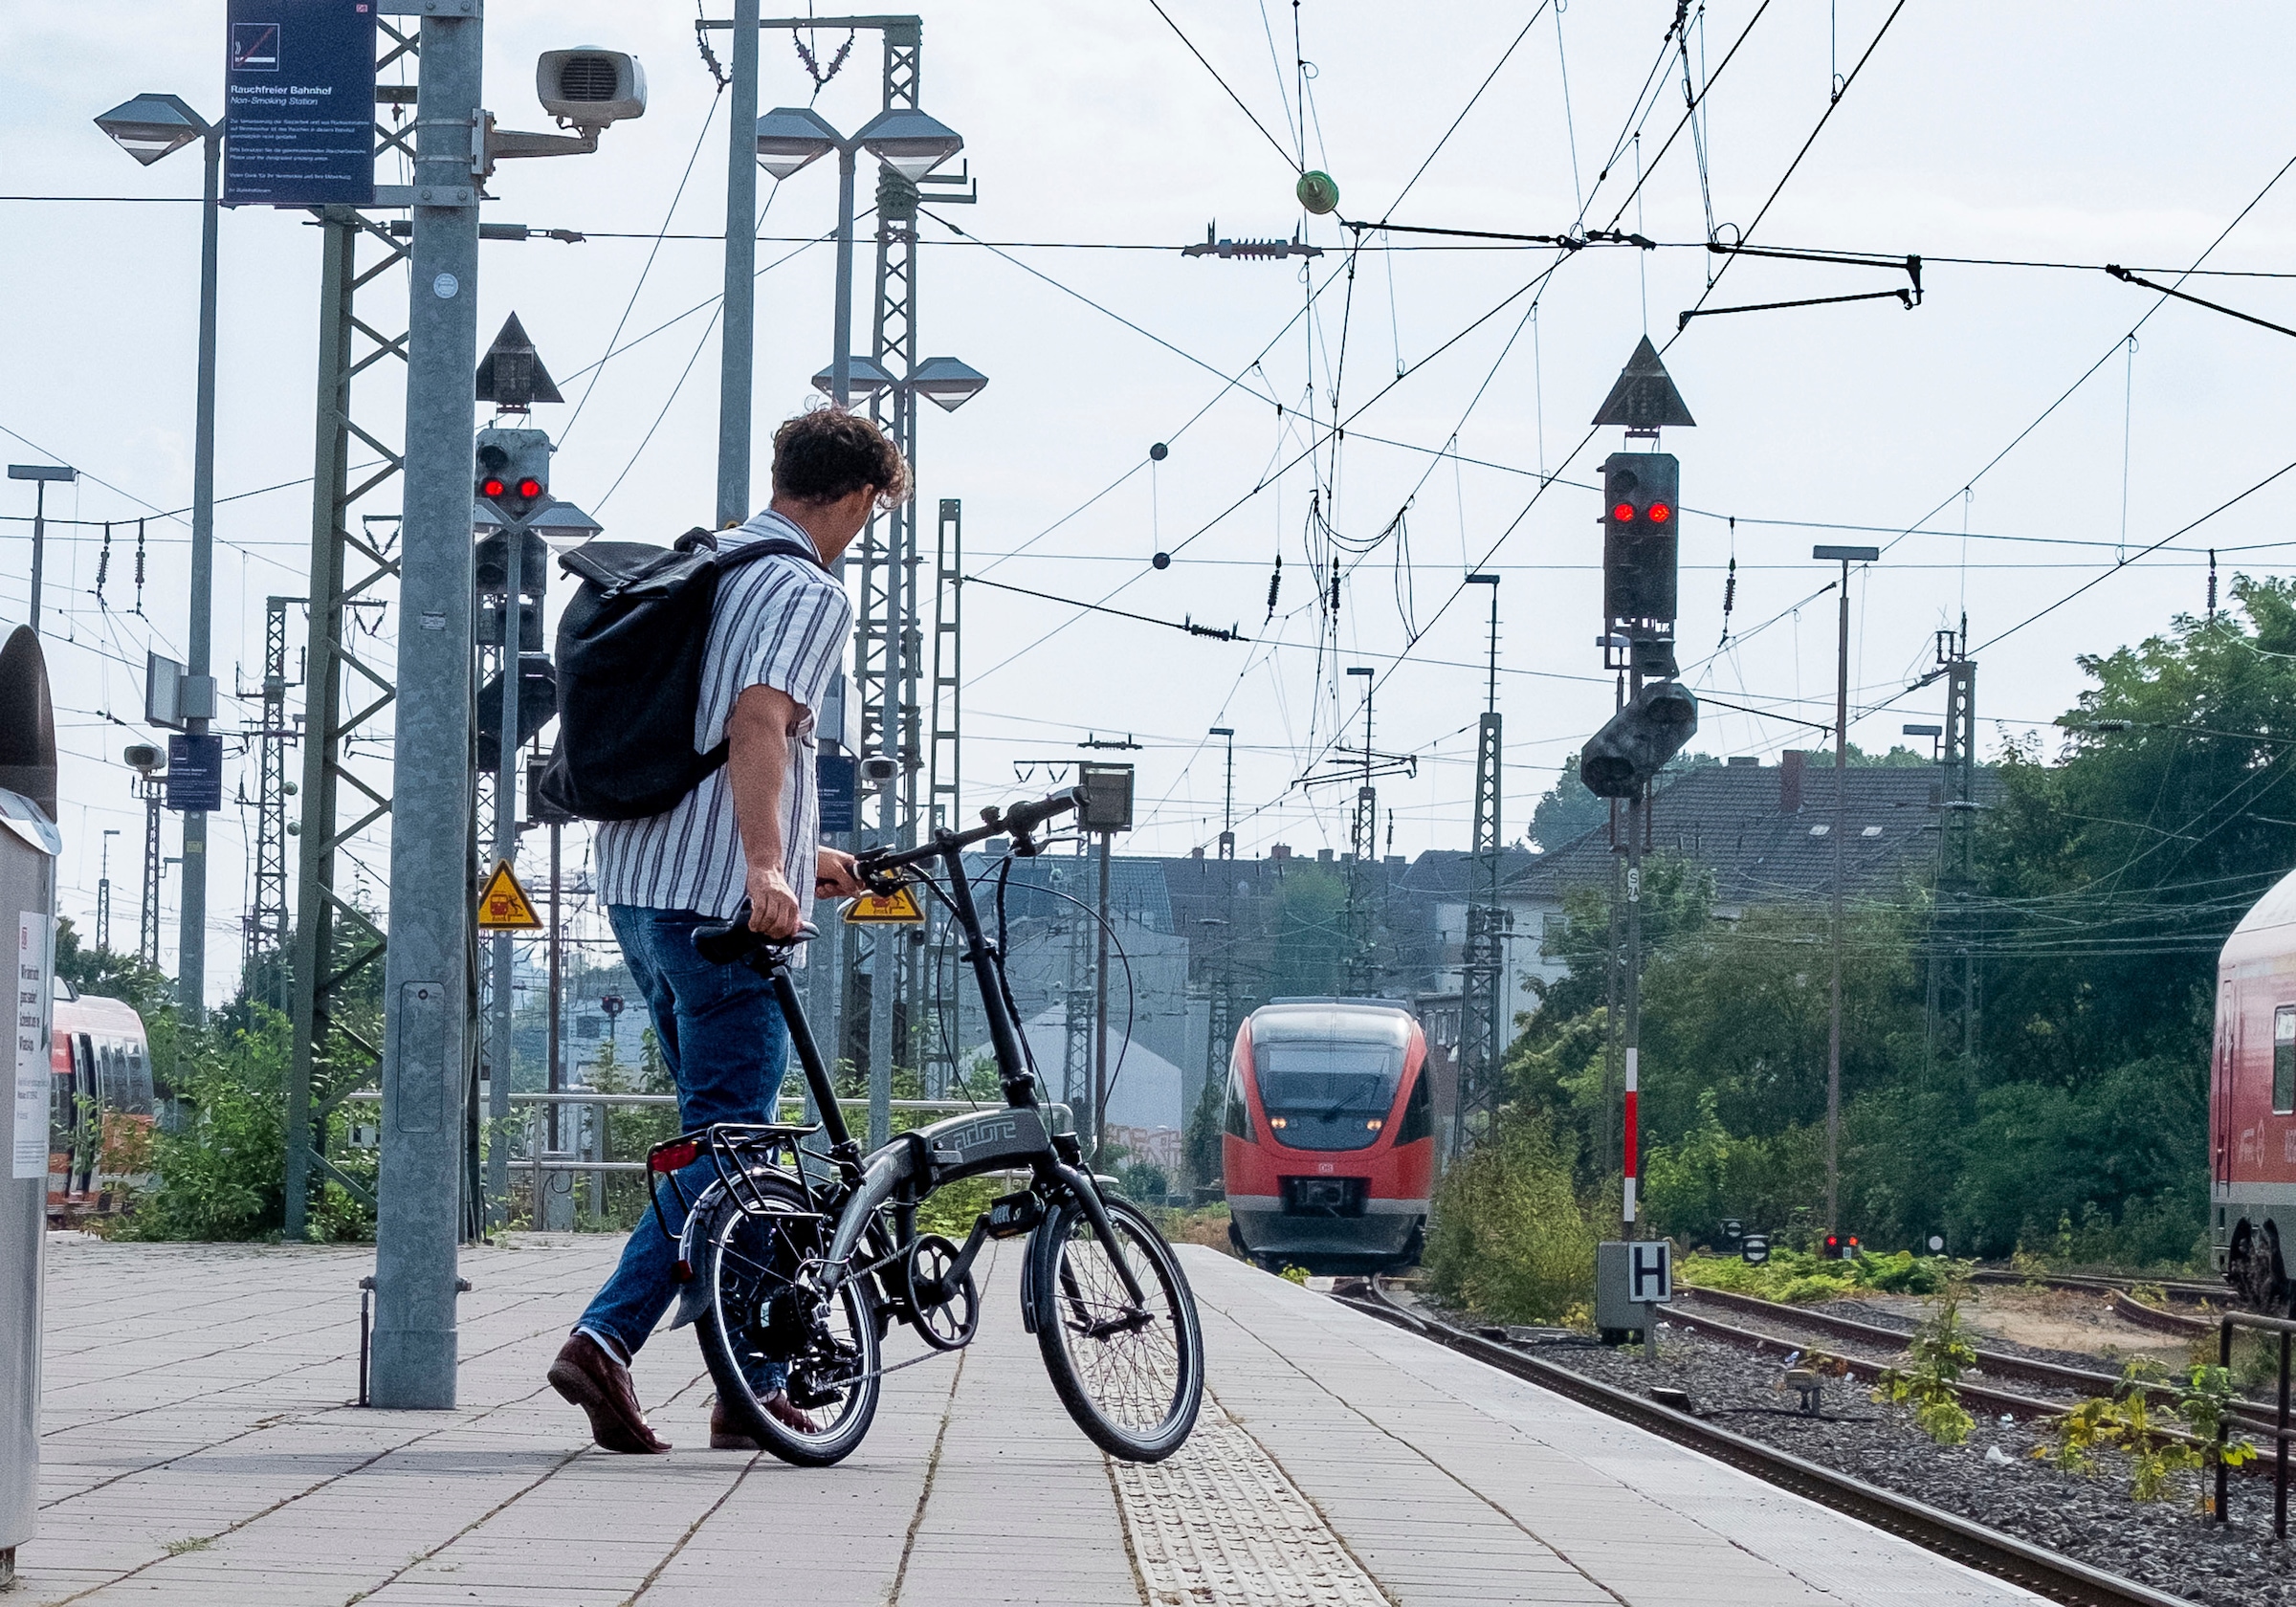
left=815, top=846, right=865, bottom=901
left=744, top=863, right=803, bottom=937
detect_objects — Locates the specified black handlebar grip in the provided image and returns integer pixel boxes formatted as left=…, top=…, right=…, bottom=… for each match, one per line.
left=1001, top=786, right=1083, bottom=840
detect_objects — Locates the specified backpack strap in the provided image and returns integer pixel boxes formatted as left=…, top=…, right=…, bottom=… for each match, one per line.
left=690, top=533, right=834, bottom=778
left=715, top=533, right=828, bottom=574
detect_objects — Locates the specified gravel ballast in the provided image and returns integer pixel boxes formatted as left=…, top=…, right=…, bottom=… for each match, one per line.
left=1530, top=1321, right=2296, bottom=1607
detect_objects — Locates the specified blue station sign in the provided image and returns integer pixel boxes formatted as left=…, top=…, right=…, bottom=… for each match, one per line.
left=817, top=752, right=857, bottom=835
left=165, top=735, right=226, bottom=814
left=223, top=0, right=378, bottom=207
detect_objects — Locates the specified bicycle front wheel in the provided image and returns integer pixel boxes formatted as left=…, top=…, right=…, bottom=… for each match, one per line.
left=696, top=1174, right=881, bottom=1467
left=1029, top=1192, right=1204, bottom=1462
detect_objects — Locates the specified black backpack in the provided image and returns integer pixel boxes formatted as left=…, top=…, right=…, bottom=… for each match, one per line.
left=537, top=527, right=825, bottom=822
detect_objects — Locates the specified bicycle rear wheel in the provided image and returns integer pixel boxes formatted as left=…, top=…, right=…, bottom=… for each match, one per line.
left=1029, top=1192, right=1203, bottom=1462
left=695, top=1173, right=880, bottom=1467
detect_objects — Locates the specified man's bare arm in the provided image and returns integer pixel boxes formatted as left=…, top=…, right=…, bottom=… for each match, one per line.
left=726, top=683, right=805, bottom=935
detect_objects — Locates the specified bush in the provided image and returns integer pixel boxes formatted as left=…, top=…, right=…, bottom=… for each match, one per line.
left=119, top=1006, right=373, bottom=1242
left=1424, top=1112, right=1599, bottom=1324
left=1642, top=1090, right=1823, bottom=1244
left=1675, top=1246, right=1957, bottom=1304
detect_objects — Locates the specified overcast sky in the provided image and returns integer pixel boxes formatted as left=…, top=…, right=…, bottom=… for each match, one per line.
left=7, top=2, right=2294, bottom=1002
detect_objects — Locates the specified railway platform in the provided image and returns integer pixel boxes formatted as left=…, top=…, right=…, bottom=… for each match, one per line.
left=11, top=1232, right=2044, bottom=1606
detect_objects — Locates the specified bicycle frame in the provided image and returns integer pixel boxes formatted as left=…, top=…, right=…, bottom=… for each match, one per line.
left=659, top=799, right=1149, bottom=1336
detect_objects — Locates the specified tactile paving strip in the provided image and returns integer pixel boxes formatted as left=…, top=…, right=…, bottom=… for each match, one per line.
left=1111, top=1404, right=1392, bottom=1606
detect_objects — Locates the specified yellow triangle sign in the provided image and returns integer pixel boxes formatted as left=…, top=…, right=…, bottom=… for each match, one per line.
left=844, top=883, right=925, bottom=925
left=476, top=858, right=543, bottom=931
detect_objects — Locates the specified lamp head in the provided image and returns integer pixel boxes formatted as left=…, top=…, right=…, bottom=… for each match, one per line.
left=754, top=105, right=841, bottom=179
left=95, top=93, right=209, bottom=165
left=856, top=106, right=962, bottom=180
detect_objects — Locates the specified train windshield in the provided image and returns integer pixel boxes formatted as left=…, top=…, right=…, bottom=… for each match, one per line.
left=1254, top=1041, right=1404, bottom=1152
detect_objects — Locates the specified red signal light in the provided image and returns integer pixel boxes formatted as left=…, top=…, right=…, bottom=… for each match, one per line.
left=1611, top=502, right=1638, bottom=523
left=481, top=477, right=506, bottom=498
left=517, top=477, right=543, bottom=499
left=1647, top=502, right=1671, bottom=524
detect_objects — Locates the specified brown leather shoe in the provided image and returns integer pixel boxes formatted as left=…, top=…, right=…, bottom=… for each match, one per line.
left=760, top=1390, right=819, bottom=1435
left=709, top=1397, right=761, bottom=1451
left=547, top=1333, right=670, bottom=1454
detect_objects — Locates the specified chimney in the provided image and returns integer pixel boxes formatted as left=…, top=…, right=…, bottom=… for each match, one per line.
left=1780, top=750, right=1806, bottom=814
left=1190, top=845, right=1205, bottom=859
left=1269, top=843, right=1292, bottom=862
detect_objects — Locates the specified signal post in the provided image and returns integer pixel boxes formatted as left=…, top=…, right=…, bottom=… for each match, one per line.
left=1579, top=339, right=1695, bottom=1353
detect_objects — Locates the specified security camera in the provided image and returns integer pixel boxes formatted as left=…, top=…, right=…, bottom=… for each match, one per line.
left=537, top=49, right=647, bottom=129
left=123, top=743, right=164, bottom=774
left=860, top=755, right=899, bottom=784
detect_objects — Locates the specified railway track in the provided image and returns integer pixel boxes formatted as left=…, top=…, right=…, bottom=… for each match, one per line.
left=1965, top=1267, right=2228, bottom=1308
left=1334, top=1282, right=2194, bottom=1607
left=1672, top=1286, right=2275, bottom=1435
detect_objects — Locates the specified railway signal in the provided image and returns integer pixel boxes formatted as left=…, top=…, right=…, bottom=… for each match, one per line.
left=1579, top=680, right=1700, bottom=798
left=1822, top=1232, right=1861, bottom=1260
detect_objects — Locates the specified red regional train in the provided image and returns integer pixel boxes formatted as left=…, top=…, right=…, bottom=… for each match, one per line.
left=1221, top=998, right=1434, bottom=1273
left=47, top=983, right=155, bottom=1221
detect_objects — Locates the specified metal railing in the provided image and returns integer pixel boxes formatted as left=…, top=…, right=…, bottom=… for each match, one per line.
left=342, top=1090, right=1072, bottom=1223
left=2214, top=1310, right=2296, bottom=1537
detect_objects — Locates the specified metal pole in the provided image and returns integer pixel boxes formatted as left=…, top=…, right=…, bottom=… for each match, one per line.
left=547, top=822, right=562, bottom=1161
left=1623, top=789, right=1643, bottom=1238
left=832, top=145, right=857, bottom=406
left=1094, top=828, right=1113, bottom=1162
left=1826, top=561, right=1849, bottom=1238
left=178, top=126, right=222, bottom=1023
left=716, top=0, right=760, bottom=528
left=487, top=532, right=522, bottom=1226
left=28, top=481, right=44, bottom=634
left=370, top=6, right=483, bottom=1410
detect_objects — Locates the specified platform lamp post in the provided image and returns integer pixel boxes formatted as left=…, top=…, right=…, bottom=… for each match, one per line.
left=753, top=104, right=965, bottom=408
left=96, top=92, right=223, bottom=1021
left=6, top=466, right=77, bottom=634
left=1814, top=544, right=1880, bottom=1244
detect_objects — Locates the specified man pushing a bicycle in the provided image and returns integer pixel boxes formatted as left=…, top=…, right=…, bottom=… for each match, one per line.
left=547, top=407, right=907, bottom=1454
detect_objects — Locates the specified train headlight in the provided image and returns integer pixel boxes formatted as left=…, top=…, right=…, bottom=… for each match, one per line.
left=1364, top=1118, right=1382, bottom=1132
left=1268, top=1116, right=1288, bottom=1131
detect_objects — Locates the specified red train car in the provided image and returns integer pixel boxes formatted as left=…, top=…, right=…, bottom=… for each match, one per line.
left=1220, top=998, right=1434, bottom=1273
left=48, top=984, right=155, bottom=1220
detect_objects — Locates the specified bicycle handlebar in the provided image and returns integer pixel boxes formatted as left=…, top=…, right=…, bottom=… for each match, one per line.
left=691, top=790, right=1083, bottom=965
left=854, top=787, right=1083, bottom=882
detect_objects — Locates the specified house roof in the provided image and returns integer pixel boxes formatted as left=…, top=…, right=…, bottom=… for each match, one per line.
left=1505, top=757, right=1997, bottom=907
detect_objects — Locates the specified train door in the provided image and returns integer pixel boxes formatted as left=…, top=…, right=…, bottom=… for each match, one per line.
left=2217, top=980, right=2237, bottom=1187
left=72, top=1034, right=99, bottom=1196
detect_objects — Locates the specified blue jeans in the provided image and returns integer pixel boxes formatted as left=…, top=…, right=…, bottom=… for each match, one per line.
left=579, top=905, right=792, bottom=1391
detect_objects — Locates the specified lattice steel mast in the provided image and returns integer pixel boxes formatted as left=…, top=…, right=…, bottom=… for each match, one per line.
left=1457, top=573, right=1506, bottom=1152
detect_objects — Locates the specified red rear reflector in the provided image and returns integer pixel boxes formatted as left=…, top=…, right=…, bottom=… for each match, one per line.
left=1612, top=502, right=1637, bottom=522
left=1647, top=502, right=1671, bottom=523
left=651, top=1138, right=700, bottom=1174
left=673, top=1259, right=693, bottom=1284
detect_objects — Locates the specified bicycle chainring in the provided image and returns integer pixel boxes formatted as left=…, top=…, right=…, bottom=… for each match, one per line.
left=903, top=1233, right=981, bottom=1353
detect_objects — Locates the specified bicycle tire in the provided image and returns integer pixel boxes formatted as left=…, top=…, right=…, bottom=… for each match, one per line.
left=695, top=1172, right=881, bottom=1467
left=1029, top=1192, right=1204, bottom=1462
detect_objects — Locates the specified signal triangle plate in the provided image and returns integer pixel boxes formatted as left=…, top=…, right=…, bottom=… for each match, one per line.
left=476, top=858, right=543, bottom=931
left=844, top=884, right=926, bottom=925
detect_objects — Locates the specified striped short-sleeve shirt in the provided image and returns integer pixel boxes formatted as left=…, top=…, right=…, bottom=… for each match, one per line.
left=595, top=510, right=852, bottom=937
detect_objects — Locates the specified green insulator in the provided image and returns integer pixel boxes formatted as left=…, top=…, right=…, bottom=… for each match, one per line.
left=1295, top=169, right=1340, bottom=216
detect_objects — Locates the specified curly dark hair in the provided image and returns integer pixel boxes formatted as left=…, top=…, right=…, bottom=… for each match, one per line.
left=769, top=407, right=912, bottom=510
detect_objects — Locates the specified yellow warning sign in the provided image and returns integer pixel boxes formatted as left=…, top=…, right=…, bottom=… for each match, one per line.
left=477, top=859, right=542, bottom=931
left=843, top=883, right=926, bottom=925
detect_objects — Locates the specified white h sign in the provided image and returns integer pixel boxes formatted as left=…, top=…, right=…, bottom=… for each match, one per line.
left=1628, top=1239, right=1672, bottom=1304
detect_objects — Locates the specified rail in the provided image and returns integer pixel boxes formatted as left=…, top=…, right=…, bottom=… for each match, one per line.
left=2212, top=1310, right=2296, bottom=1539
left=1336, top=1280, right=2194, bottom=1607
